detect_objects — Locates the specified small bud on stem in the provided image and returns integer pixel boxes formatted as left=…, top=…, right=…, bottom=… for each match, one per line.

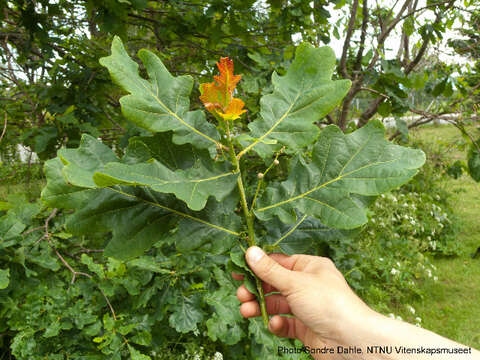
left=257, top=173, right=264, bottom=179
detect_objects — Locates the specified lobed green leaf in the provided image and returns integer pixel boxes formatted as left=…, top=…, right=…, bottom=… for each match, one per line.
left=0, top=268, right=10, bottom=289
left=41, top=157, right=102, bottom=209
left=255, top=121, right=425, bottom=229
left=205, top=268, right=245, bottom=345
left=242, top=43, right=351, bottom=158
left=42, top=135, right=240, bottom=260
left=262, top=213, right=356, bottom=255
left=93, top=159, right=238, bottom=212
left=100, top=36, right=221, bottom=155
left=58, top=134, right=119, bottom=188
left=168, top=293, right=204, bottom=333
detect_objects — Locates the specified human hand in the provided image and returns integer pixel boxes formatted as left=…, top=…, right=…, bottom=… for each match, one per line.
left=234, top=246, right=480, bottom=360
left=233, top=246, right=375, bottom=359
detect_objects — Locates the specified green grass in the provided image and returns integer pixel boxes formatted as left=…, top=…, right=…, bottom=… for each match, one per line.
left=397, top=124, right=480, bottom=348
left=411, top=176, right=480, bottom=348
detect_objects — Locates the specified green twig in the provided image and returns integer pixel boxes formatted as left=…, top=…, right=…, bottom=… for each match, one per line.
left=225, top=123, right=269, bottom=327
left=250, top=147, right=284, bottom=211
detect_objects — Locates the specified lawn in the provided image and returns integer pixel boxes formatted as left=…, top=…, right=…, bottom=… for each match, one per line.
left=399, top=124, right=480, bottom=348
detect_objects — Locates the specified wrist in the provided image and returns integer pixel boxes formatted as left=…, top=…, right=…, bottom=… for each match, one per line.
left=335, top=305, right=383, bottom=347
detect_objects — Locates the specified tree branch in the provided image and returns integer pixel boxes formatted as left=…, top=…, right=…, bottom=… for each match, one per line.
left=404, top=2, right=453, bottom=75
left=36, top=208, right=117, bottom=320
left=0, top=112, right=6, bottom=144
left=353, top=0, right=369, bottom=75
left=359, top=87, right=390, bottom=98
left=358, top=97, right=385, bottom=127
left=358, top=0, right=455, bottom=128
left=325, top=113, right=335, bottom=125
left=367, top=0, right=413, bottom=71
left=389, top=80, right=480, bottom=140
left=339, top=0, right=359, bottom=79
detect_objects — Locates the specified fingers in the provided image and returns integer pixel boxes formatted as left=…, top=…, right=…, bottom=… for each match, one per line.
left=245, top=247, right=296, bottom=293
left=234, top=248, right=338, bottom=297
left=238, top=294, right=291, bottom=318
left=268, top=252, right=308, bottom=271
left=238, top=302, right=310, bottom=344
left=236, top=284, right=255, bottom=302
left=268, top=315, right=308, bottom=342
left=231, top=272, right=244, bottom=281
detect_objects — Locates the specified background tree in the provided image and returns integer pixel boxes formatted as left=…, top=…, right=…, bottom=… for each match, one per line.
left=0, top=0, right=335, bottom=160
left=1, top=0, right=478, bottom=158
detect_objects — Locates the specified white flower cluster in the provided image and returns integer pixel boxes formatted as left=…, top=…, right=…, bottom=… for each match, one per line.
left=391, top=268, right=400, bottom=275
left=414, top=317, right=422, bottom=327
left=388, top=313, right=403, bottom=321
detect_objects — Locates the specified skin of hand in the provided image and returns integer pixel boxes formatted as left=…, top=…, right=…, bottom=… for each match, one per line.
left=233, top=246, right=480, bottom=360
left=233, top=246, right=374, bottom=359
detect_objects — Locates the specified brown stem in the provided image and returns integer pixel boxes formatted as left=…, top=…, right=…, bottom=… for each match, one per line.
left=353, top=0, right=368, bottom=75
left=357, top=1, right=456, bottom=128
left=357, top=98, right=384, bottom=128
left=338, top=79, right=365, bottom=130
left=74, top=248, right=105, bottom=255
left=366, top=0, right=413, bottom=71
left=359, top=87, right=390, bottom=99
left=99, top=288, right=117, bottom=321
left=325, top=113, right=335, bottom=125
left=339, top=0, right=359, bottom=79
left=37, top=208, right=117, bottom=320
left=22, top=226, right=44, bottom=236
left=0, top=112, right=6, bottom=144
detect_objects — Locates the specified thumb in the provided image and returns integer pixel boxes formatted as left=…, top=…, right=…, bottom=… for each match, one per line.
left=245, top=246, right=294, bottom=293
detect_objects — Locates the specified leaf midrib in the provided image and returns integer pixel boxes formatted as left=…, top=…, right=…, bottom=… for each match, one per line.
left=237, top=91, right=301, bottom=158
left=107, top=187, right=240, bottom=236
left=238, top=75, right=331, bottom=158
left=138, top=77, right=221, bottom=147
left=110, top=52, right=221, bottom=149
left=100, top=167, right=237, bottom=185
left=256, top=158, right=400, bottom=212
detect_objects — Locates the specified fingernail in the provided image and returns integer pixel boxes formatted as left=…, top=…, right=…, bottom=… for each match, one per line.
left=247, top=246, right=264, bottom=265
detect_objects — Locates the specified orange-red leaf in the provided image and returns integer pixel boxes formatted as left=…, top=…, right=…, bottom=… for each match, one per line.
left=199, top=81, right=224, bottom=112
left=199, top=57, right=245, bottom=121
left=214, top=57, right=241, bottom=99
left=217, top=98, right=246, bottom=121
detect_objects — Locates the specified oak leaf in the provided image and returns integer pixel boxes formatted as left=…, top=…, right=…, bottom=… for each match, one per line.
left=200, top=57, right=246, bottom=121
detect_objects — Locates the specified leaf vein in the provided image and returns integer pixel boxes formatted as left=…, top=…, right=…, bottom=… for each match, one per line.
left=106, top=187, right=240, bottom=236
